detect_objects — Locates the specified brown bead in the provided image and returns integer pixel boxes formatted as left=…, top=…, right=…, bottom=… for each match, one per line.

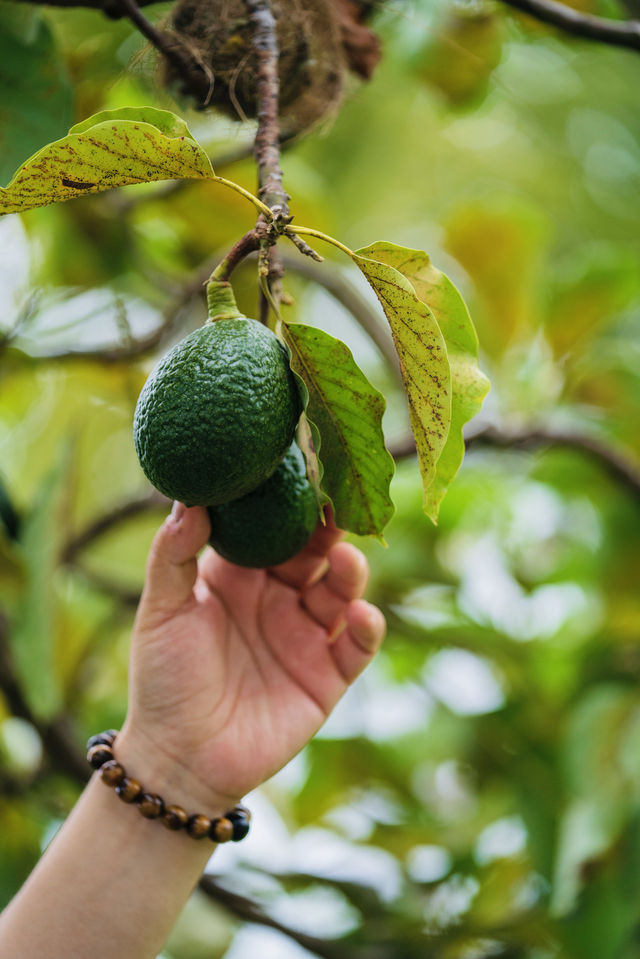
left=186, top=814, right=211, bottom=839
left=100, top=760, right=125, bottom=787
left=115, top=777, right=143, bottom=803
left=162, top=804, right=188, bottom=830
left=87, top=744, right=114, bottom=769
left=138, top=793, right=165, bottom=819
left=210, top=817, right=234, bottom=843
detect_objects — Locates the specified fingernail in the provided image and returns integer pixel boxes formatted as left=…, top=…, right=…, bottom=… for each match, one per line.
left=171, top=501, right=185, bottom=524
left=303, top=557, right=330, bottom=590
left=328, top=615, right=347, bottom=645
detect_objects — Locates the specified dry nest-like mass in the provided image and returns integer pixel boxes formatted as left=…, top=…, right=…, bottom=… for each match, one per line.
left=162, top=0, right=382, bottom=132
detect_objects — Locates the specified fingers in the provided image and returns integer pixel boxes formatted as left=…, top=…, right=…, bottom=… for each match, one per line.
left=330, top=600, right=386, bottom=685
left=138, top=503, right=211, bottom=622
left=301, top=542, right=369, bottom=633
left=269, top=511, right=344, bottom=590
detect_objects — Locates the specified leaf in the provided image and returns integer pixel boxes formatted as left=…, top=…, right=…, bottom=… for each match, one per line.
left=0, top=8, right=73, bottom=187
left=282, top=322, right=394, bottom=538
left=358, top=242, right=490, bottom=522
left=0, top=107, right=213, bottom=215
left=296, top=410, right=329, bottom=517
left=9, top=447, right=71, bottom=720
left=351, top=249, right=452, bottom=520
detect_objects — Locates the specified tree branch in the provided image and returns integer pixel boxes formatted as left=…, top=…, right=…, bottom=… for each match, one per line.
left=388, top=424, right=640, bottom=502
left=198, top=875, right=344, bottom=959
left=244, top=0, right=289, bottom=216
left=499, top=0, right=640, bottom=52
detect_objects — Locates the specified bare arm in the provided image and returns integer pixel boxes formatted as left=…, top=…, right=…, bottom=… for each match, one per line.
left=0, top=504, right=385, bottom=959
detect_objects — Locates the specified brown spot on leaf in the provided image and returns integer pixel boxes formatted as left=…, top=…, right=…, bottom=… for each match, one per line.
left=61, top=178, right=96, bottom=190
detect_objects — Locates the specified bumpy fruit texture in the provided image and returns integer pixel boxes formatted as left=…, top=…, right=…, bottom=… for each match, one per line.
left=133, top=318, right=301, bottom=506
left=207, top=442, right=318, bottom=568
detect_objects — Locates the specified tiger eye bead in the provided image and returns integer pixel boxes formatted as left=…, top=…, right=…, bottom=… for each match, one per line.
left=227, top=810, right=250, bottom=842
left=162, top=804, right=189, bottom=831
left=87, top=744, right=114, bottom=769
left=100, top=760, right=125, bottom=787
left=138, top=793, right=165, bottom=819
left=186, top=814, right=211, bottom=839
left=115, top=777, right=143, bottom=803
left=210, top=817, right=234, bottom=843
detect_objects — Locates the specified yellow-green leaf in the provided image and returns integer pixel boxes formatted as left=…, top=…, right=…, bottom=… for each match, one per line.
left=0, top=107, right=213, bottom=215
left=282, top=322, right=394, bottom=538
left=351, top=249, right=452, bottom=518
left=358, top=242, right=490, bottom=521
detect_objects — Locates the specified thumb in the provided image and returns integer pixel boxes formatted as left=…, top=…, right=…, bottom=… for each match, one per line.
left=138, top=502, right=211, bottom=622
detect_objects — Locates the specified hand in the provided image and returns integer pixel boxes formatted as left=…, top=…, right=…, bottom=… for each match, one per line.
left=118, top=503, right=385, bottom=815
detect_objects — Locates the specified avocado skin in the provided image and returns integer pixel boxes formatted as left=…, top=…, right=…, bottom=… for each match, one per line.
left=133, top=319, right=301, bottom=506
left=207, top=442, right=318, bottom=568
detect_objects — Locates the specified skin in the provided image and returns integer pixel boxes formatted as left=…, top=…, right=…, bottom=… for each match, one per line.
left=0, top=503, right=385, bottom=959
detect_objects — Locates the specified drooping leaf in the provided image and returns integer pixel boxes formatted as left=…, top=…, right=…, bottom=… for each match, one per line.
left=359, top=242, right=490, bottom=522
left=0, top=107, right=213, bottom=215
left=351, top=250, right=452, bottom=519
left=282, top=322, right=394, bottom=538
left=0, top=8, right=73, bottom=186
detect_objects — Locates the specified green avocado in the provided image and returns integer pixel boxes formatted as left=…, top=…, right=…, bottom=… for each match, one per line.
left=133, top=318, right=301, bottom=506
left=207, top=442, right=318, bottom=568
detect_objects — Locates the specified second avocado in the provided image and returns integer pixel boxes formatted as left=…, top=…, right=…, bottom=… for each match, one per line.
left=208, top=441, right=318, bottom=568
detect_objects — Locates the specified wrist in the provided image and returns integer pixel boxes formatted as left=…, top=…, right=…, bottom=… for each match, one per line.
left=114, top=723, right=240, bottom=820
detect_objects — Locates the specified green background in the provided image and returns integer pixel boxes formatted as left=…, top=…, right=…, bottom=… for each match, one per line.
left=1, top=0, right=640, bottom=956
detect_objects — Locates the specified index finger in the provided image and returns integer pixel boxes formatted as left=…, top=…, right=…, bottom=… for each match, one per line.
left=268, top=510, right=343, bottom=590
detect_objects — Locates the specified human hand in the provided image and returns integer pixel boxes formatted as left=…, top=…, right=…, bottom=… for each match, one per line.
left=118, top=503, right=385, bottom=815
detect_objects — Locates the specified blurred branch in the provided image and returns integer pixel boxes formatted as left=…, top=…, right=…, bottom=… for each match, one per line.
left=112, top=0, right=194, bottom=77
left=389, top=425, right=640, bottom=502
left=9, top=257, right=213, bottom=364
left=0, top=614, right=89, bottom=782
left=199, top=876, right=346, bottom=959
left=62, top=492, right=168, bottom=564
left=498, top=0, right=640, bottom=51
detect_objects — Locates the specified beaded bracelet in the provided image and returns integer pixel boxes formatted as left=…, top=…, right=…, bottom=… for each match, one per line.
left=86, top=730, right=250, bottom=844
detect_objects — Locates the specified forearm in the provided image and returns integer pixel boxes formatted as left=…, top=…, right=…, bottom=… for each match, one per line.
left=0, top=731, right=222, bottom=959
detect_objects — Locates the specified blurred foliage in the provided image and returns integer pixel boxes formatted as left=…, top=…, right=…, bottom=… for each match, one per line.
left=1, top=0, right=640, bottom=957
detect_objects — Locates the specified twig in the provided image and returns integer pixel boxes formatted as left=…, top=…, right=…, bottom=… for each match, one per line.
left=212, top=231, right=263, bottom=283
left=388, top=424, right=640, bottom=503
left=499, top=0, right=640, bottom=51
left=111, top=0, right=196, bottom=77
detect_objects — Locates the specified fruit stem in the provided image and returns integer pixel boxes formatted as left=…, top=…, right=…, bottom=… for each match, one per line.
left=211, top=230, right=261, bottom=282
